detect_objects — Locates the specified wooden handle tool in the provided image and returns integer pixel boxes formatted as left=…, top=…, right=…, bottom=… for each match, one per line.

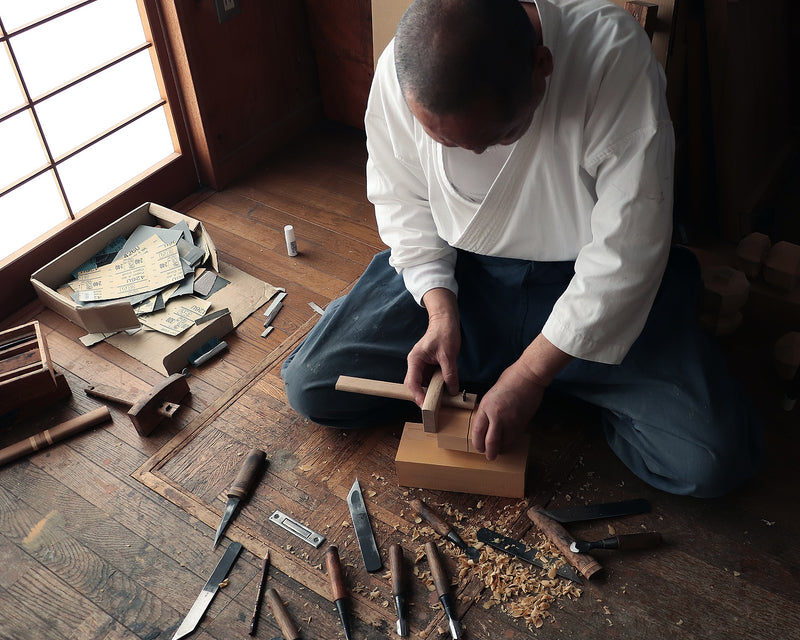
left=0, top=406, right=111, bottom=467
left=325, top=546, right=353, bottom=640
left=335, top=375, right=476, bottom=411
left=424, top=541, right=462, bottom=639
left=390, top=543, right=409, bottom=636
left=570, top=532, right=663, bottom=554
left=527, top=506, right=603, bottom=580
left=265, top=588, right=300, bottom=640
left=410, top=498, right=479, bottom=560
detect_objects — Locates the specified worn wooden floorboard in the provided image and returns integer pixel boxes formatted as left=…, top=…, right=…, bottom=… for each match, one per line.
left=1, top=123, right=798, bottom=640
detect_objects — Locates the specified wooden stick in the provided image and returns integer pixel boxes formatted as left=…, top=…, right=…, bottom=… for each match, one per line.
left=265, top=587, right=300, bottom=640
left=421, top=370, right=445, bottom=432
left=527, top=506, right=603, bottom=580
left=0, top=407, right=112, bottom=467
left=335, top=375, right=476, bottom=411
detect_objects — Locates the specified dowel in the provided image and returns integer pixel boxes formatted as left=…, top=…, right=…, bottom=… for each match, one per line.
left=265, top=588, right=300, bottom=640
left=0, top=407, right=112, bottom=467
left=335, top=375, right=476, bottom=411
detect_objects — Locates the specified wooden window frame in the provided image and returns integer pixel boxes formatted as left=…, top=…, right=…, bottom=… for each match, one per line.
left=0, top=0, right=199, bottom=319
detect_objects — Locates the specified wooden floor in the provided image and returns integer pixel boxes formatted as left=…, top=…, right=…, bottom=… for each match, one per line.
left=1, top=123, right=798, bottom=640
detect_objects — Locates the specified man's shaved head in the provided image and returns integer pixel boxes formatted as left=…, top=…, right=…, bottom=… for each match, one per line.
left=394, top=0, right=538, bottom=119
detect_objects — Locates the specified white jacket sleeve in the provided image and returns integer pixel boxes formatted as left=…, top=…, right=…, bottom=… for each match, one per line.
left=365, top=45, right=458, bottom=305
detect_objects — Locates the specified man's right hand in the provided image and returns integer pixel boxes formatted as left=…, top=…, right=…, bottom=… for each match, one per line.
left=405, top=287, right=461, bottom=406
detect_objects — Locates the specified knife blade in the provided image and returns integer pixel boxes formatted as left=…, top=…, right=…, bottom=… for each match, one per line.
left=347, top=478, right=382, bottom=572
left=213, top=448, right=267, bottom=549
left=171, top=542, right=243, bottom=640
left=540, top=499, right=650, bottom=524
left=476, top=528, right=582, bottom=584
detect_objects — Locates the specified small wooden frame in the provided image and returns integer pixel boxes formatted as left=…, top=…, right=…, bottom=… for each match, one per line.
left=0, top=321, right=71, bottom=416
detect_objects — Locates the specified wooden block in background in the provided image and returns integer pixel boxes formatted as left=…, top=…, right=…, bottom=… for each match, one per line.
left=395, top=422, right=528, bottom=498
left=763, top=241, right=800, bottom=291
left=701, top=265, right=750, bottom=315
left=736, top=232, right=771, bottom=280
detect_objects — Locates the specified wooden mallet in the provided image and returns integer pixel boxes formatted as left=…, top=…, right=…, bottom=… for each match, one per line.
left=84, top=373, right=189, bottom=436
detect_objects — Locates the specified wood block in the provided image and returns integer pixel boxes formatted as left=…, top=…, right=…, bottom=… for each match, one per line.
left=395, top=422, right=528, bottom=498
left=422, top=370, right=445, bottom=432
left=736, top=232, right=771, bottom=280
left=435, top=406, right=472, bottom=452
left=763, top=241, right=800, bottom=291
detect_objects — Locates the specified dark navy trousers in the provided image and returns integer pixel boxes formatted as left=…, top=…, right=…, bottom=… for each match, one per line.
left=281, top=247, right=762, bottom=498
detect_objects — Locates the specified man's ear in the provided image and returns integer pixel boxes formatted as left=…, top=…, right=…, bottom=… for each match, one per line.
left=534, top=46, right=554, bottom=78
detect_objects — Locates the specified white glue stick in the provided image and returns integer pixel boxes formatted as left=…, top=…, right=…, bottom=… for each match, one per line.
left=284, top=224, right=298, bottom=256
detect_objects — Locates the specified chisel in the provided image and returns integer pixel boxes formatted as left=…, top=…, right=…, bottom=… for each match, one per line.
left=213, top=448, right=267, bottom=549
left=410, top=498, right=479, bottom=560
left=570, top=532, right=663, bottom=553
left=425, top=541, right=462, bottom=640
left=390, top=543, right=409, bottom=637
left=325, top=546, right=354, bottom=640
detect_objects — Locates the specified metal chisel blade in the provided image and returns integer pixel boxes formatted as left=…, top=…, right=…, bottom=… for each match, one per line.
left=541, top=499, right=650, bottom=524
left=347, top=478, right=382, bottom=572
left=476, top=528, right=582, bottom=584
left=213, top=497, right=239, bottom=550
left=172, top=542, right=243, bottom=640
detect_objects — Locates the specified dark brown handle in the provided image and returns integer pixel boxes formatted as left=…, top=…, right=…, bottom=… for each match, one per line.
left=228, top=448, right=267, bottom=499
left=325, top=546, right=348, bottom=602
left=527, top=507, right=603, bottom=579
left=84, top=383, right=136, bottom=407
left=410, top=498, right=452, bottom=538
left=389, top=543, right=405, bottom=596
left=616, top=532, right=663, bottom=550
left=424, top=541, right=450, bottom=597
left=0, top=407, right=111, bottom=467
left=266, top=588, right=301, bottom=640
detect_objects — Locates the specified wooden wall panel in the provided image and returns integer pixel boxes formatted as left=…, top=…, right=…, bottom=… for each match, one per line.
left=159, top=0, right=322, bottom=189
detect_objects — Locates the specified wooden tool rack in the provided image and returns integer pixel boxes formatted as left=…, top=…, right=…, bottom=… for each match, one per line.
left=0, top=321, right=71, bottom=417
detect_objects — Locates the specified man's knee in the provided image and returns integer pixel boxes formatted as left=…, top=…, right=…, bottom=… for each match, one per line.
left=675, top=444, right=761, bottom=498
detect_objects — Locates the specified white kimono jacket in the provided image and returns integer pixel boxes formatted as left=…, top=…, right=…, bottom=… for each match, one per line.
left=365, top=0, right=675, bottom=365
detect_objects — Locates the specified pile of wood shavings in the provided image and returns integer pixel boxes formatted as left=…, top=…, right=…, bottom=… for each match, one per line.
left=411, top=499, right=582, bottom=632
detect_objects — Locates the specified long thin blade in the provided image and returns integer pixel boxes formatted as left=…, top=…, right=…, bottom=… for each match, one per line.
left=476, top=528, right=581, bottom=584
left=541, top=499, right=650, bottom=524
left=347, top=478, right=382, bottom=572
left=213, top=497, right=240, bottom=549
left=172, top=542, right=243, bottom=640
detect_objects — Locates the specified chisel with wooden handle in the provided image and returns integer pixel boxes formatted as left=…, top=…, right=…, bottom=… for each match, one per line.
left=570, top=532, right=663, bottom=554
left=425, top=541, right=462, bottom=640
left=410, top=498, right=479, bottom=560
left=325, top=546, right=353, bottom=640
left=213, top=448, right=267, bottom=549
left=390, top=543, right=409, bottom=637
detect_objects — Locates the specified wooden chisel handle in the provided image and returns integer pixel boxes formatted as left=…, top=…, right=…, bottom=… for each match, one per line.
left=0, top=407, right=111, bottom=467
left=390, top=543, right=405, bottom=595
left=228, top=448, right=267, bottom=499
left=527, top=507, right=603, bottom=580
left=410, top=498, right=453, bottom=537
left=84, top=383, right=136, bottom=407
left=425, top=541, right=450, bottom=597
left=325, top=545, right=348, bottom=602
left=265, top=588, right=301, bottom=640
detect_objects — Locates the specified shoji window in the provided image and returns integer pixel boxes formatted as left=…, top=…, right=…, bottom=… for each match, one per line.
left=0, top=0, right=185, bottom=263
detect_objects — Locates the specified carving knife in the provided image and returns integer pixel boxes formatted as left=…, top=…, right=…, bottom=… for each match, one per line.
left=171, top=542, right=243, bottom=640
left=476, top=528, right=582, bottom=584
left=347, top=478, right=382, bottom=572
left=213, top=448, right=267, bottom=549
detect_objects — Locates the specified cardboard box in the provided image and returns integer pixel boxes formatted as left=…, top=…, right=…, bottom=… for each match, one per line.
left=31, top=202, right=276, bottom=375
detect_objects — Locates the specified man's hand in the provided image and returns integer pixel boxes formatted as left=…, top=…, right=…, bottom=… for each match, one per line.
left=405, top=288, right=461, bottom=406
left=471, top=334, right=573, bottom=460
